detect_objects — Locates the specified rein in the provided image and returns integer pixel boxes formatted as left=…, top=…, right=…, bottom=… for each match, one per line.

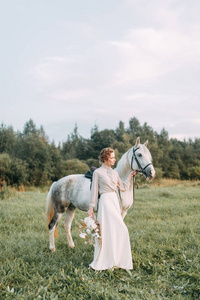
left=131, top=147, right=152, bottom=177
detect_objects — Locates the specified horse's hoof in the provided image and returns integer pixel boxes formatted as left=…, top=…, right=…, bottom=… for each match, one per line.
left=49, top=247, right=55, bottom=252
left=69, top=244, right=75, bottom=248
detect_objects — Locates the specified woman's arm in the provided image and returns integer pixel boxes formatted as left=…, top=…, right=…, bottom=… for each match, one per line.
left=87, top=206, right=94, bottom=217
left=87, top=171, right=99, bottom=217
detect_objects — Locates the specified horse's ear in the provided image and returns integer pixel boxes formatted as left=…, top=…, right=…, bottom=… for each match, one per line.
left=135, top=137, right=140, bottom=147
left=144, top=140, right=148, bottom=147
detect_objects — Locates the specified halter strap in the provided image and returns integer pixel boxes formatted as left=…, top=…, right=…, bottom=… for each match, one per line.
left=131, top=147, right=152, bottom=177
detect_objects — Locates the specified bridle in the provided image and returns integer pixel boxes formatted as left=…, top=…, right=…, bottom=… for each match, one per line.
left=131, top=147, right=152, bottom=177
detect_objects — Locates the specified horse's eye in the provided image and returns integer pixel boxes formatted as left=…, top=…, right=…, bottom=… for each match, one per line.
left=138, top=153, right=142, bottom=157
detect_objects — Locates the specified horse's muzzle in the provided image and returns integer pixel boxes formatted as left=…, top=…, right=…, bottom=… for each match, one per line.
left=144, top=167, right=155, bottom=180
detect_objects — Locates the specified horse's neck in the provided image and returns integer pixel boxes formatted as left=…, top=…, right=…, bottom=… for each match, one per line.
left=115, top=150, right=131, bottom=180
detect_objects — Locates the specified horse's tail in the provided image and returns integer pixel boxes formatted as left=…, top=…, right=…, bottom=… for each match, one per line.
left=46, top=183, right=58, bottom=238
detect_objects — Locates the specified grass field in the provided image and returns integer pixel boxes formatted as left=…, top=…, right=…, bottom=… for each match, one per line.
left=0, top=180, right=200, bottom=299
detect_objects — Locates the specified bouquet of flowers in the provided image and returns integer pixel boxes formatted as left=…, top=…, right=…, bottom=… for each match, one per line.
left=76, top=216, right=101, bottom=246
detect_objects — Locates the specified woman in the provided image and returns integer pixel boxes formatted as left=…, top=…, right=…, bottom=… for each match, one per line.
left=87, top=147, right=136, bottom=270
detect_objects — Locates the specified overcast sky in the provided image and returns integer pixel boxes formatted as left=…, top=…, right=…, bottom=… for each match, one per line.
left=1, top=0, right=200, bottom=144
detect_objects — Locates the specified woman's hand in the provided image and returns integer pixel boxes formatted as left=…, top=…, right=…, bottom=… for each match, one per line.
left=130, top=170, right=137, bottom=177
left=87, top=206, right=94, bottom=217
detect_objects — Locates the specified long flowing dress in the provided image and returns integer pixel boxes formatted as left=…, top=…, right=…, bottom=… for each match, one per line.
left=89, top=164, right=133, bottom=270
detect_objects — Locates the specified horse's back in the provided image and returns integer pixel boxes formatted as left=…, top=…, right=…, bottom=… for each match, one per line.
left=50, top=174, right=91, bottom=211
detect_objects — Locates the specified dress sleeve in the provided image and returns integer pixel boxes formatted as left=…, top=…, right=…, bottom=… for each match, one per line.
left=117, top=171, right=132, bottom=192
left=89, top=170, right=99, bottom=207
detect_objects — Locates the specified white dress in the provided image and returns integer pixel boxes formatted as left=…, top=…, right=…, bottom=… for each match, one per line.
left=89, top=164, right=133, bottom=270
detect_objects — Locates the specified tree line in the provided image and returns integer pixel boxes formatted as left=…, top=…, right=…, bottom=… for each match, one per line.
left=0, top=118, right=200, bottom=187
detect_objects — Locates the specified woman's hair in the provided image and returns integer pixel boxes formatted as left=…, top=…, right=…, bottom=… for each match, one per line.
left=99, top=147, right=114, bottom=164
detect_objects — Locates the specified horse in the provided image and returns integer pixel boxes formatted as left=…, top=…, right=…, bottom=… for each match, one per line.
left=46, top=137, right=155, bottom=252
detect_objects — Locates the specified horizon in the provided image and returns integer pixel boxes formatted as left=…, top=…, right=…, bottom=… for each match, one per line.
left=1, top=117, right=199, bottom=146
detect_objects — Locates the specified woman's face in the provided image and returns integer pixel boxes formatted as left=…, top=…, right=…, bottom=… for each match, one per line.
left=106, top=152, right=116, bottom=166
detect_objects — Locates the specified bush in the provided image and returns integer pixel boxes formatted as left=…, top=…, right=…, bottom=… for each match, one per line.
left=154, top=167, right=163, bottom=180
left=10, top=157, right=28, bottom=185
left=168, top=163, right=180, bottom=179
left=188, top=166, right=200, bottom=180
left=0, top=153, right=28, bottom=185
left=180, top=169, right=190, bottom=180
left=0, top=153, right=12, bottom=184
left=63, top=159, right=90, bottom=176
left=85, top=158, right=99, bottom=169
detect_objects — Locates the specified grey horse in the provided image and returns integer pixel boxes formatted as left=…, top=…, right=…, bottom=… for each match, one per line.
left=46, top=137, right=155, bottom=251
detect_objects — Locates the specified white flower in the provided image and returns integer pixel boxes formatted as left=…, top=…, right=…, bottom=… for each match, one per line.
left=76, top=216, right=101, bottom=246
left=91, top=223, right=97, bottom=230
left=84, top=217, right=97, bottom=230
left=79, top=232, right=87, bottom=239
left=86, top=229, right=92, bottom=234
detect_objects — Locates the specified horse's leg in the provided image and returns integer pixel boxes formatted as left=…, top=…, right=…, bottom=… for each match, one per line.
left=48, top=212, right=63, bottom=252
left=64, top=204, right=76, bottom=248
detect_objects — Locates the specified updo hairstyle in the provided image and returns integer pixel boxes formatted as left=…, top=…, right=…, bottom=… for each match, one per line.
left=99, top=147, right=114, bottom=164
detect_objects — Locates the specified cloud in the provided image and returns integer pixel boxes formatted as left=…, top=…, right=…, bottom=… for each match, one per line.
left=110, top=25, right=200, bottom=86
left=25, top=0, right=200, bottom=142
left=32, top=0, right=200, bottom=95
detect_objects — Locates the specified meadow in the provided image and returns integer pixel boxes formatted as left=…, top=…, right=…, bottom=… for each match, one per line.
left=0, top=180, right=200, bottom=299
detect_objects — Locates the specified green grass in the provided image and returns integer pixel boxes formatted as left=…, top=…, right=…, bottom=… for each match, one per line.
left=0, top=181, right=200, bottom=299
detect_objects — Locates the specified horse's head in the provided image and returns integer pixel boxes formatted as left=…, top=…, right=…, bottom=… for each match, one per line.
left=130, top=137, right=155, bottom=180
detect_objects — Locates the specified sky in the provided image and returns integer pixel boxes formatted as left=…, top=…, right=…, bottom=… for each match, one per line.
left=1, top=0, right=200, bottom=144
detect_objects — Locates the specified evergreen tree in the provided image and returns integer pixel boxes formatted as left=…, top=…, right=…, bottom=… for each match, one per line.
left=0, top=123, right=16, bottom=155
left=0, top=117, right=199, bottom=185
